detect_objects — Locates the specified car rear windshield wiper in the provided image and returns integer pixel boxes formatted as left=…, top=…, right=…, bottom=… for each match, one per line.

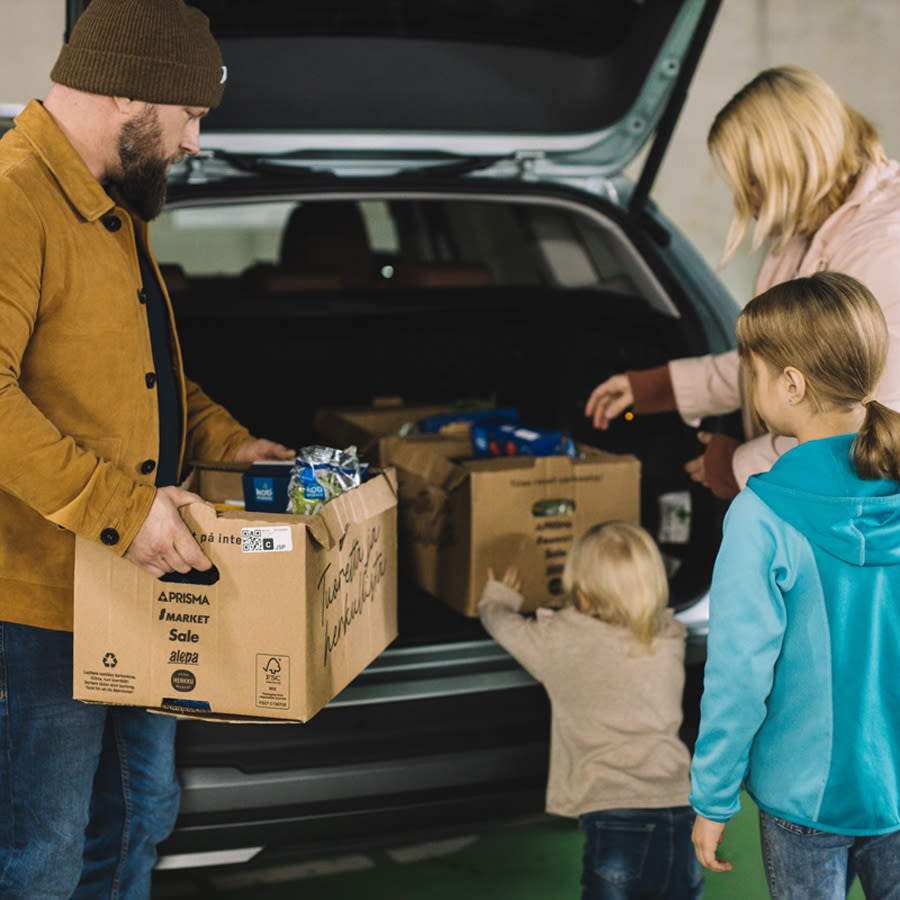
left=168, top=150, right=338, bottom=184
left=209, top=150, right=333, bottom=178
left=389, top=155, right=500, bottom=180
left=170, top=149, right=500, bottom=184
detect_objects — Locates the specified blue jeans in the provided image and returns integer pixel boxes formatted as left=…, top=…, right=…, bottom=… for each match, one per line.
left=759, top=810, right=900, bottom=900
left=580, top=806, right=704, bottom=900
left=0, top=621, right=181, bottom=899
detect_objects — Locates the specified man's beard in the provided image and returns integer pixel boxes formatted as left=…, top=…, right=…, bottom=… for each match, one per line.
left=115, top=106, right=179, bottom=222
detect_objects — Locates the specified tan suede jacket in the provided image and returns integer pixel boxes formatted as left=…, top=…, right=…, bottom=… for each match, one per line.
left=0, top=101, right=252, bottom=631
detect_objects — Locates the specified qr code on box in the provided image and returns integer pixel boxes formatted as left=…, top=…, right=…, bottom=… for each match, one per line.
left=241, top=526, right=293, bottom=554
left=242, top=528, right=266, bottom=552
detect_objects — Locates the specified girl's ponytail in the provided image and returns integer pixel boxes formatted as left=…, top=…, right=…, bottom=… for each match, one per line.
left=853, top=400, right=900, bottom=481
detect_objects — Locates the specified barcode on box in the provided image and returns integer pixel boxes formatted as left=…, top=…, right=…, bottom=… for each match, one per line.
left=241, top=526, right=293, bottom=553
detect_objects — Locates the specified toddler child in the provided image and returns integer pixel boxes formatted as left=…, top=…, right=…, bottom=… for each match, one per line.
left=480, top=521, right=702, bottom=900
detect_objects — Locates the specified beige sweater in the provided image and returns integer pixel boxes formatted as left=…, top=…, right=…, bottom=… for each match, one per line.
left=479, top=580, right=692, bottom=818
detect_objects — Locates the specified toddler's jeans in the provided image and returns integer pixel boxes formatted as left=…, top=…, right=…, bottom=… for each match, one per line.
left=580, top=805, right=704, bottom=900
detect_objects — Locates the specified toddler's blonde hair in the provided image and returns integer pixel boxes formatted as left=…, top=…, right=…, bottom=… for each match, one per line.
left=562, top=521, right=668, bottom=650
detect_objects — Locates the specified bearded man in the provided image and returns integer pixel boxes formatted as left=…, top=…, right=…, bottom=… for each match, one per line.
left=0, top=2, right=293, bottom=897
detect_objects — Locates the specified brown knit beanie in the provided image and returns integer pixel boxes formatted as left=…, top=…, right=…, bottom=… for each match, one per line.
left=50, top=0, right=226, bottom=109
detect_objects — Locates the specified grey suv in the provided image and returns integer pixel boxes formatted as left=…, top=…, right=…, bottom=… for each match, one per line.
left=63, top=0, right=736, bottom=873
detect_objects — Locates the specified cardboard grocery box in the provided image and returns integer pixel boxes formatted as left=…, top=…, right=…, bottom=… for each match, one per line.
left=312, top=401, right=473, bottom=466
left=73, top=465, right=398, bottom=722
left=388, top=442, right=641, bottom=617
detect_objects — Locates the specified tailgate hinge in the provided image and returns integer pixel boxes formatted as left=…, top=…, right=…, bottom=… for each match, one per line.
left=512, top=149, right=546, bottom=178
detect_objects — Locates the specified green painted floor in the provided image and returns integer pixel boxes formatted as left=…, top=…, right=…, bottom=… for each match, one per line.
left=153, top=794, right=867, bottom=899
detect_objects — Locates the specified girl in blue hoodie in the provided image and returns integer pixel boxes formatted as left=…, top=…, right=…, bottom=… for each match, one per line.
left=689, top=271, right=900, bottom=898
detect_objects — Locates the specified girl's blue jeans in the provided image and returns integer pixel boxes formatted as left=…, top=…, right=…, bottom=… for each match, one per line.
left=580, top=806, right=704, bottom=900
left=759, top=809, right=900, bottom=900
left=0, top=620, right=181, bottom=899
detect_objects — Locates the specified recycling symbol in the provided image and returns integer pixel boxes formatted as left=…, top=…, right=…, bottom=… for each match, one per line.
left=103, top=652, right=118, bottom=668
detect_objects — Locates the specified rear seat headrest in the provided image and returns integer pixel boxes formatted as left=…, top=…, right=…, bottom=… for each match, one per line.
left=279, top=202, right=373, bottom=280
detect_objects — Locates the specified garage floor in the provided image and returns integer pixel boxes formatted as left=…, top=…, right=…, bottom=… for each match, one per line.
left=151, top=793, right=866, bottom=899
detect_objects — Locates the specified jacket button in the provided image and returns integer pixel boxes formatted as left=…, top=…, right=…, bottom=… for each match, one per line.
left=100, top=528, right=119, bottom=545
left=102, top=216, right=122, bottom=232
left=138, top=289, right=147, bottom=304
left=140, top=459, right=156, bottom=475
left=145, top=372, right=157, bottom=388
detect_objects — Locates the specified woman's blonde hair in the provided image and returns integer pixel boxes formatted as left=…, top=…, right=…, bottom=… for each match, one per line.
left=562, top=521, right=668, bottom=649
left=708, top=65, right=886, bottom=263
left=737, top=271, right=900, bottom=480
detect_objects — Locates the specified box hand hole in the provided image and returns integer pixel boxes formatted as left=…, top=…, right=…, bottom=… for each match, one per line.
left=159, top=564, right=220, bottom=586
left=531, top=499, right=575, bottom=518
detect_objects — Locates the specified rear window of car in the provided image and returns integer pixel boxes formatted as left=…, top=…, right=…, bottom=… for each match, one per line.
left=151, top=197, right=644, bottom=296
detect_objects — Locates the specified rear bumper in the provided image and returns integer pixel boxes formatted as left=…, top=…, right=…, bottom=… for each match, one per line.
left=158, top=637, right=551, bottom=867
left=156, top=597, right=707, bottom=870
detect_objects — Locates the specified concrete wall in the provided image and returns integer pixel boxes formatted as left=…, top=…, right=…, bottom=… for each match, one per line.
left=650, top=0, right=900, bottom=304
left=1, top=1, right=62, bottom=107
left=2, top=0, right=896, bottom=306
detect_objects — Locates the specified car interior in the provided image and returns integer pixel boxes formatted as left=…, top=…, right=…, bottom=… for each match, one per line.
left=157, top=195, right=734, bottom=623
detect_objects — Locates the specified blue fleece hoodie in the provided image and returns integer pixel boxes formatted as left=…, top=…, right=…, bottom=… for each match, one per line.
left=690, top=434, right=900, bottom=835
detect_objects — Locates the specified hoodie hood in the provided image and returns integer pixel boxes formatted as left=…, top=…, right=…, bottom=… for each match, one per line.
left=748, top=434, right=900, bottom=567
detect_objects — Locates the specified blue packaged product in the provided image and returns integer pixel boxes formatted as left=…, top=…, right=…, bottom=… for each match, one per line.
left=471, top=422, right=576, bottom=458
left=242, top=462, right=296, bottom=513
left=416, top=407, right=518, bottom=434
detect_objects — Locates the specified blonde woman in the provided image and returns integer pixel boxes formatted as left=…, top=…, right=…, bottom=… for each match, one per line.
left=689, top=273, right=900, bottom=896
left=585, top=66, right=900, bottom=498
left=479, top=522, right=701, bottom=900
